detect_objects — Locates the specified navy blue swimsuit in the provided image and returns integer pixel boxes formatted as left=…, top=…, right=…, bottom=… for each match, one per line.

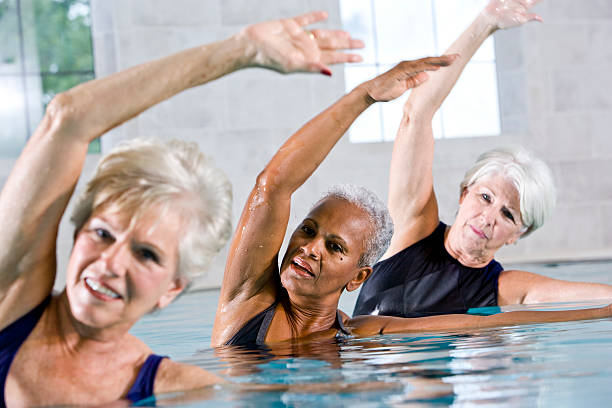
left=0, top=296, right=166, bottom=406
left=226, top=302, right=350, bottom=346
left=354, top=222, right=503, bottom=317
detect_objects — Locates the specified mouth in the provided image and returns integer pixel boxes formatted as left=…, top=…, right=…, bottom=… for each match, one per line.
left=290, top=257, right=315, bottom=278
left=469, top=225, right=488, bottom=239
left=84, top=277, right=122, bottom=300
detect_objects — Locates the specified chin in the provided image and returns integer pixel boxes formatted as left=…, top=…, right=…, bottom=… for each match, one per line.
left=66, top=285, right=121, bottom=329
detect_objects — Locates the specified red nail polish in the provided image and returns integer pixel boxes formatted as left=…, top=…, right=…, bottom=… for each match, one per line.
left=320, top=69, right=332, bottom=77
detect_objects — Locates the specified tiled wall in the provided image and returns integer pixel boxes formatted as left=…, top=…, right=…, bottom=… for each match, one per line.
left=52, top=0, right=612, bottom=289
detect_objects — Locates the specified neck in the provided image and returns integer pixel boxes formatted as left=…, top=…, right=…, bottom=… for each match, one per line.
left=55, top=291, right=136, bottom=353
left=444, top=225, right=494, bottom=268
left=282, top=290, right=340, bottom=338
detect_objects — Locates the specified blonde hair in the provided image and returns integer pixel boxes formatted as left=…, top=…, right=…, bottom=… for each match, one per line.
left=460, top=146, right=556, bottom=237
left=71, top=139, right=232, bottom=282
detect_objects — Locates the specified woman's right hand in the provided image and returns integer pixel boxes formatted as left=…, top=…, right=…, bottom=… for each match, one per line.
left=242, top=10, right=364, bottom=75
left=360, top=55, right=457, bottom=103
left=482, top=0, right=542, bottom=30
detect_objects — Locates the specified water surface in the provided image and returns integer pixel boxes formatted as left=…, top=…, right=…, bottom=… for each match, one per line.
left=131, top=261, right=612, bottom=406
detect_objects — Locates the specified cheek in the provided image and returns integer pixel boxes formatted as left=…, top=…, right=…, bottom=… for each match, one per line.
left=133, top=267, right=176, bottom=296
left=68, top=237, right=96, bottom=275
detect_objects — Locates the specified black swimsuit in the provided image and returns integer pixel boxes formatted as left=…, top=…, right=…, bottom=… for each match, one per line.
left=226, top=302, right=350, bottom=346
left=354, top=222, right=503, bottom=317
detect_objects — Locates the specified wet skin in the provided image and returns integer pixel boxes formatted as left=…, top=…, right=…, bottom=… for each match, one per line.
left=279, top=197, right=373, bottom=300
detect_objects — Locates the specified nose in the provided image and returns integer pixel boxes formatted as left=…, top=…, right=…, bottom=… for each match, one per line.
left=300, top=238, right=322, bottom=260
left=482, top=205, right=501, bottom=226
left=480, top=205, right=497, bottom=226
left=100, top=241, right=130, bottom=277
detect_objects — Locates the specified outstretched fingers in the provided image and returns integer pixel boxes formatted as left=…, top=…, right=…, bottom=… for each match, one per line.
left=418, top=54, right=460, bottom=69
left=293, top=10, right=329, bottom=27
left=403, top=71, right=430, bottom=89
left=311, top=29, right=365, bottom=51
left=527, top=13, right=543, bottom=22
left=363, top=55, right=457, bottom=102
left=320, top=50, right=363, bottom=65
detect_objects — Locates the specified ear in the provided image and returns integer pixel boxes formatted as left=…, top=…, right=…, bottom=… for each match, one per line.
left=156, top=278, right=187, bottom=309
left=346, top=266, right=373, bottom=292
left=505, top=230, right=523, bottom=246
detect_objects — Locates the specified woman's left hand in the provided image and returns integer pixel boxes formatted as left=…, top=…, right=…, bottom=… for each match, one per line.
left=243, top=10, right=364, bottom=75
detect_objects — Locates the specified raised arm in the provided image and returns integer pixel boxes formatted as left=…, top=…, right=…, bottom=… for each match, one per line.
left=383, top=0, right=542, bottom=258
left=213, top=57, right=456, bottom=346
left=0, top=11, right=364, bottom=327
left=349, top=302, right=612, bottom=336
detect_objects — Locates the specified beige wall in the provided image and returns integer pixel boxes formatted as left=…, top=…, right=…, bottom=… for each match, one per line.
left=47, top=0, right=612, bottom=289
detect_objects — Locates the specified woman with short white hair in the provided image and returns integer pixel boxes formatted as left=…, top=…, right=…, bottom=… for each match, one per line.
left=212, top=55, right=612, bottom=347
left=354, top=0, right=612, bottom=318
left=0, top=11, right=364, bottom=405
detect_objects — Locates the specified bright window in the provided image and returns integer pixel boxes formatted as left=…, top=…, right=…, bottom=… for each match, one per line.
left=0, top=0, right=97, bottom=156
left=339, top=0, right=500, bottom=143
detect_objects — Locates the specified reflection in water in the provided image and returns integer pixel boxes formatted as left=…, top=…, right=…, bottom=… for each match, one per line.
left=132, top=285, right=612, bottom=406
left=152, top=320, right=612, bottom=406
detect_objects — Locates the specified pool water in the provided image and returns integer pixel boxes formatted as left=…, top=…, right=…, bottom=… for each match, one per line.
left=131, top=261, right=612, bottom=406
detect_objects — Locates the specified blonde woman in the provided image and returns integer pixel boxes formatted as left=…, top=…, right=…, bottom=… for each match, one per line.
left=0, top=11, right=363, bottom=405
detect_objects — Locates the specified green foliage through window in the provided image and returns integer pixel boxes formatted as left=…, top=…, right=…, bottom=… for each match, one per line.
left=0, top=0, right=98, bottom=155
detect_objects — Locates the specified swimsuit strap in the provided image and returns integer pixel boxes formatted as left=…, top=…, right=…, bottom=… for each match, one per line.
left=256, top=303, right=278, bottom=344
left=126, top=354, right=168, bottom=404
left=226, top=302, right=279, bottom=346
left=335, top=310, right=351, bottom=337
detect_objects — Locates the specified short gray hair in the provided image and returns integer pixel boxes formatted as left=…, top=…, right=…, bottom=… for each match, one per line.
left=316, top=184, right=393, bottom=267
left=460, top=146, right=556, bottom=237
left=71, top=138, right=233, bottom=282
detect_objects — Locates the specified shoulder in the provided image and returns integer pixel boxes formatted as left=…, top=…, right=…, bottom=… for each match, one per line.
left=379, top=221, right=445, bottom=264
left=154, top=358, right=225, bottom=394
left=497, top=269, right=537, bottom=305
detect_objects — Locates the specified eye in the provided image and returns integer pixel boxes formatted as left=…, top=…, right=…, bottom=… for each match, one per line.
left=481, top=193, right=491, bottom=203
left=300, top=224, right=315, bottom=235
left=94, top=228, right=113, bottom=241
left=328, top=241, right=344, bottom=254
left=137, top=247, right=160, bottom=263
left=502, top=208, right=516, bottom=223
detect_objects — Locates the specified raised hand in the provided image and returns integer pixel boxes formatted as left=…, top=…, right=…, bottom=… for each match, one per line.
left=243, top=10, right=364, bottom=75
left=482, top=0, right=542, bottom=30
left=361, top=55, right=458, bottom=103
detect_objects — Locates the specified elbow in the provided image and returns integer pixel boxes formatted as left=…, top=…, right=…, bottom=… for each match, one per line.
left=254, top=167, right=292, bottom=201
left=46, top=92, right=78, bottom=126
left=40, top=92, right=80, bottom=137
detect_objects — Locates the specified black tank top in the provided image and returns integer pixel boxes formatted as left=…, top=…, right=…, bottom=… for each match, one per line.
left=226, top=302, right=350, bottom=346
left=353, top=222, right=503, bottom=317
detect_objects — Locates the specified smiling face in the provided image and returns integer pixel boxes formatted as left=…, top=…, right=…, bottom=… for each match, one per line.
left=279, top=197, right=373, bottom=301
left=448, top=174, right=524, bottom=264
left=65, top=204, right=186, bottom=331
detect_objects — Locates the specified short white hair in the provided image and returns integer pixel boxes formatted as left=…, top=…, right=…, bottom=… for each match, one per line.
left=460, top=146, right=556, bottom=237
left=316, top=184, right=393, bottom=266
left=71, top=138, right=233, bottom=282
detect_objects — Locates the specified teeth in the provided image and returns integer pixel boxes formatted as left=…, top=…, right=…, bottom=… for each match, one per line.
left=292, top=260, right=313, bottom=276
left=85, top=278, right=120, bottom=299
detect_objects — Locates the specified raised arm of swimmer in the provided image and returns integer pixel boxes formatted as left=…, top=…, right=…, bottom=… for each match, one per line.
left=212, top=55, right=457, bottom=346
left=385, top=0, right=543, bottom=256
left=368, top=0, right=612, bottom=314
left=0, top=11, right=363, bottom=329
